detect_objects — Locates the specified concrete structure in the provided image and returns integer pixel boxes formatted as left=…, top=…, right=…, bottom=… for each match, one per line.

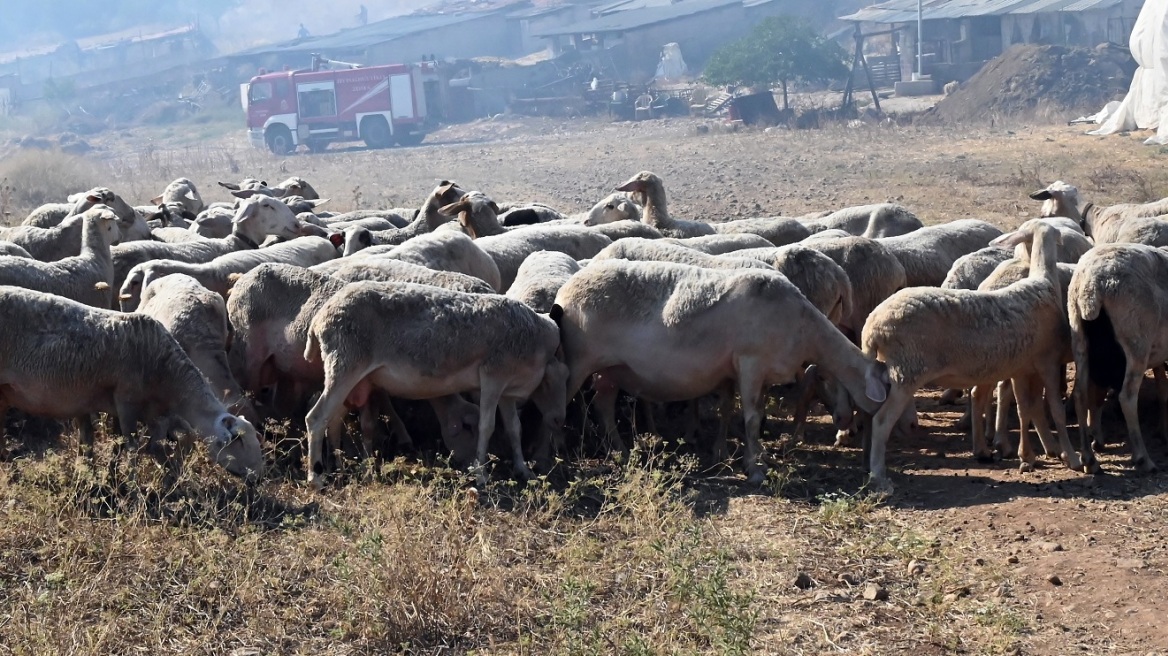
left=841, top=0, right=1144, bottom=83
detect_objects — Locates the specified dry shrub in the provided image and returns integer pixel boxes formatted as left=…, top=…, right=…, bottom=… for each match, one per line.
left=0, top=149, right=101, bottom=223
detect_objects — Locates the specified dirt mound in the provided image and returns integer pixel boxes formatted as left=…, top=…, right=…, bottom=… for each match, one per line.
left=924, top=43, right=1135, bottom=123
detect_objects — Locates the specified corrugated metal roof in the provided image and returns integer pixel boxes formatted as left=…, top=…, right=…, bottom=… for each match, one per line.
left=593, top=0, right=678, bottom=15
left=840, top=0, right=1124, bottom=22
left=230, top=12, right=493, bottom=57
left=536, top=0, right=744, bottom=35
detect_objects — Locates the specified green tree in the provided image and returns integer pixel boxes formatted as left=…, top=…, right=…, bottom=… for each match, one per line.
left=704, top=16, right=849, bottom=110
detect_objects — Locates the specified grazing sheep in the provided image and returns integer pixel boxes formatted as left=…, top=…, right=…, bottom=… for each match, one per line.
left=802, top=203, right=923, bottom=239
left=226, top=264, right=481, bottom=460
left=119, top=236, right=339, bottom=311
left=312, top=257, right=495, bottom=294
left=591, top=237, right=772, bottom=272
left=152, top=226, right=207, bottom=243
left=797, top=236, right=907, bottom=343
left=473, top=225, right=611, bottom=291
left=662, top=233, right=773, bottom=254
left=303, top=281, right=569, bottom=487
left=137, top=273, right=256, bottom=422
left=862, top=222, right=1081, bottom=490
left=744, top=245, right=854, bottom=326
left=0, top=206, right=120, bottom=307
left=1067, top=243, right=1168, bottom=474
left=498, top=202, right=568, bottom=226
left=351, top=231, right=503, bottom=292
left=342, top=181, right=466, bottom=254
left=111, top=195, right=302, bottom=308
left=0, top=286, right=263, bottom=481
left=585, top=220, right=663, bottom=241
left=942, top=247, right=1016, bottom=291
left=614, top=171, right=715, bottom=238
left=551, top=260, right=889, bottom=483
left=876, top=219, right=1004, bottom=287
left=190, top=206, right=238, bottom=239
left=319, top=209, right=412, bottom=228
left=1032, top=180, right=1168, bottom=245
left=803, top=229, right=854, bottom=242
left=712, top=216, right=811, bottom=247
left=506, top=250, right=581, bottom=313
left=151, top=177, right=205, bottom=216
left=22, top=187, right=139, bottom=233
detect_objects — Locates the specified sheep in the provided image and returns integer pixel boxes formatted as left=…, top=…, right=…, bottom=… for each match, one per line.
left=662, top=233, right=773, bottom=254
left=711, top=216, right=811, bottom=247
left=22, top=187, right=137, bottom=232
left=876, top=219, right=1004, bottom=287
left=1032, top=180, right=1168, bottom=245
left=591, top=237, right=772, bottom=272
left=506, top=250, right=581, bottom=313
left=1067, top=243, right=1168, bottom=474
left=311, top=257, right=495, bottom=294
left=303, top=281, right=569, bottom=487
left=350, top=231, right=503, bottom=292
left=111, top=195, right=302, bottom=309
left=472, top=225, right=612, bottom=291
left=0, top=243, right=32, bottom=258
left=803, top=229, right=854, bottom=242
left=152, top=227, right=207, bottom=243
left=0, top=206, right=120, bottom=307
left=151, top=177, right=205, bottom=216
left=942, top=247, right=1016, bottom=291
left=586, top=219, right=664, bottom=241
left=551, top=259, right=889, bottom=483
left=318, top=209, right=412, bottom=228
left=801, top=203, right=923, bottom=238
left=738, top=245, right=853, bottom=326
left=797, top=236, right=907, bottom=343
left=578, top=193, right=642, bottom=226
left=190, top=206, right=238, bottom=239
left=342, top=181, right=466, bottom=254
left=498, top=202, right=568, bottom=226
left=119, top=236, right=339, bottom=311
left=977, top=254, right=1077, bottom=452
left=226, top=264, right=483, bottom=463
left=0, top=215, right=88, bottom=262
left=0, top=285, right=263, bottom=481
left=861, top=222, right=1082, bottom=490
left=137, top=273, right=255, bottom=422
left=613, top=171, right=716, bottom=238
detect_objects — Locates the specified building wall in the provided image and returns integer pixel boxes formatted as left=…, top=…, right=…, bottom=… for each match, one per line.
left=364, top=14, right=517, bottom=65
left=602, top=4, right=750, bottom=83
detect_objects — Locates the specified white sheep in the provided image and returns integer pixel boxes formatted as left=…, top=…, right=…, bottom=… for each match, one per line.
left=613, top=171, right=715, bottom=238
left=862, top=222, right=1082, bottom=490
left=1032, top=180, right=1168, bottom=245
left=151, top=177, right=205, bottom=217
left=137, top=273, right=256, bottom=423
left=1067, top=243, right=1168, bottom=474
left=578, top=193, right=642, bottom=226
left=312, top=257, right=495, bottom=294
left=0, top=206, right=120, bottom=307
left=349, top=230, right=503, bottom=292
left=876, top=219, right=1004, bottom=287
left=119, top=236, right=339, bottom=311
left=342, top=181, right=466, bottom=254
left=1, top=214, right=90, bottom=262
left=801, top=203, right=923, bottom=238
left=661, top=233, right=773, bottom=254
left=591, top=237, right=772, bottom=272
left=303, top=281, right=569, bottom=487
left=551, top=259, right=889, bottom=483
left=0, top=285, right=263, bottom=481
left=506, top=250, right=581, bottom=313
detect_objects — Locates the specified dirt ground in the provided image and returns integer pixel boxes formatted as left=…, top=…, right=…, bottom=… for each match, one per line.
left=3, top=114, right=1168, bottom=654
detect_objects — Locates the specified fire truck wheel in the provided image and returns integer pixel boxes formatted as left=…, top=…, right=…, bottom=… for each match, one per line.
left=361, top=117, right=392, bottom=149
left=266, top=126, right=294, bottom=155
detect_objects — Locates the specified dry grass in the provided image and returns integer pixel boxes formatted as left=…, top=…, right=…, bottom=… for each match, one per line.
left=0, top=150, right=101, bottom=225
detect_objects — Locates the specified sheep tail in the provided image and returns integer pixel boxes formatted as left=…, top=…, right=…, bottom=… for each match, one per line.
left=1073, top=279, right=1105, bottom=322
left=304, top=328, right=321, bottom=364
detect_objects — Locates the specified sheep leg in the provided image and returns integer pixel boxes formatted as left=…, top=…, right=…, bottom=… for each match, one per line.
left=304, top=368, right=371, bottom=490
left=868, top=384, right=915, bottom=491
left=1012, top=375, right=1048, bottom=472
left=383, top=396, right=414, bottom=453
left=76, top=414, right=96, bottom=458
left=1041, top=365, right=1083, bottom=473
left=636, top=401, right=659, bottom=438
left=1071, top=331, right=1100, bottom=472
left=472, top=381, right=506, bottom=485
left=736, top=361, right=768, bottom=485
left=498, top=398, right=535, bottom=481
left=969, top=384, right=994, bottom=462
left=1117, top=362, right=1156, bottom=473
left=992, top=381, right=1017, bottom=460
left=712, top=389, right=736, bottom=463
left=590, top=377, right=628, bottom=457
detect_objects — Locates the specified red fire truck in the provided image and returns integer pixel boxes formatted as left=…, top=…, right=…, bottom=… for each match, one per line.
left=243, top=55, right=441, bottom=154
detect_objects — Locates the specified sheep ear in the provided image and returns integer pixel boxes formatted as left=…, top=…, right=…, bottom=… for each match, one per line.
left=328, top=232, right=344, bottom=247
left=149, top=194, right=164, bottom=205
left=614, top=181, right=638, bottom=192
left=1029, top=189, right=1053, bottom=200
left=488, top=200, right=500, bottom=214
left=308, top=198, right=329, bottom=208
left=218, top=182, right=242, bottom=191
left=989, top=230, right=1028, bottom=248
left=232, top=201, right=258, bottom=224
left=181, top=209, right=198, bottom=221
left=85, top=194, right=102, bottom=204
left=184, top=189, right=199, bottom=202
left=864, top=362, right=888, bottom=403
left=231, top=189, right=259, bottom=199
left=439, top=199, right=469, bottom=217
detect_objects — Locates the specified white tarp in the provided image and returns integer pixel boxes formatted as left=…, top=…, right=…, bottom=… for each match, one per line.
left=1089, top=0, right=1168, bottom=144
left=654, top=43, right=689, bottom=82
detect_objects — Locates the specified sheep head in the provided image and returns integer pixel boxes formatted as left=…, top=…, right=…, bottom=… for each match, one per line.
left=206, top=413, right=264, bottom=483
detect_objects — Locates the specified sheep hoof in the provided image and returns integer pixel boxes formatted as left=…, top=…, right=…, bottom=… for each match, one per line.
left=1082, top=457, right=1102, bottom=475
left=866, top=475, right=894, bottom=495
left=308, top=473, right=325, bottom=491
left=833, top=430, right=854, bottom=447
left=997, top=446, right=1018, bottom=460
left=1133, top=457, right=1158, bottom=474
left=974, top=450, right=995, bottom=464
left=745, top=469, right=767, bottom=486
left=514, top=465, right=536, bottom=482
left=1062, top=452, right=1084, bottom=472
left=1018, top=461, right=1035, bottom=473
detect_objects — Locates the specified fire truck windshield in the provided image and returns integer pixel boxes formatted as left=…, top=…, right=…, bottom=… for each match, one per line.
left=249, top=82, right=273, bottom=103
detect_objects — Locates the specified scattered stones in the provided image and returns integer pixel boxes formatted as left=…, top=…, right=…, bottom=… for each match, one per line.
left=1117, top=558, right=1147, bottom=570
left=837, top=573, right=859, bottom=587
left=1047, top=574, right=1064, bottom=586
left=907, top=560, right=926, bottom=576
left=1007, top=555, right=1020, bottom=564
left=794, top=572, right=815, bottom=590
left=863, top=583, right=889, bottom=601
left=1039, top=542, right=1065, bottom=553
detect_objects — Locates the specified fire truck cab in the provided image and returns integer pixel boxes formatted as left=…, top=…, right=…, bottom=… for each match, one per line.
left=243, top=56, right=440, bottom=155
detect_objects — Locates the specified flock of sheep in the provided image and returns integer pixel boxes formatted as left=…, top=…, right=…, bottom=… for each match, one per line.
left=0, top=171, right=1165, bottom=492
